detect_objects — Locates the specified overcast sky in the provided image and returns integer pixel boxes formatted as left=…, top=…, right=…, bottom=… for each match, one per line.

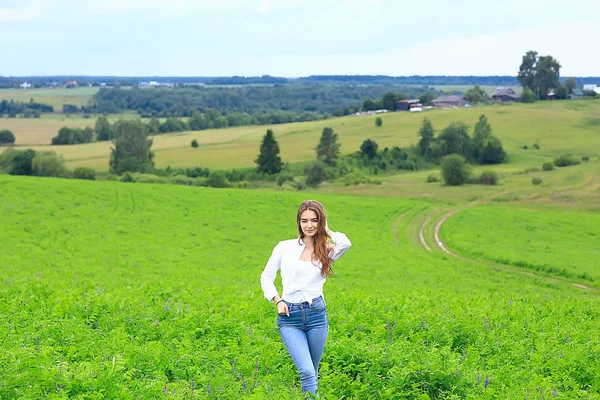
left=1, top=0, right=599, bottom=77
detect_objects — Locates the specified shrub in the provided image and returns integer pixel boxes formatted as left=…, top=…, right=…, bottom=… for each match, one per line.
left=426, top=174, right=440, bottom=183
left=542, top=162, right=555, bottom=171
left=276, top=172, right=294, bottom=186
left=523, top=145, right=528, bottom=150
left=532, top=177, right=543, bottom=185
left=0, top=129, right=15, bottom=145
left=554, top=155, right=581, bottom=167
left=340, top=170, right=382, bottom=186
left=191, top=139, right=199, bottom=148
left=73, top=167, right=96, bottom=180
left=304, top=161, right=327, bottom=188
left=375, top=117, right=382, bottom=127
left=168, top=175, right=195, bottom=186
left=440, top=154, right=471, bottom=186
left=532, top=139, right=540, bottom=149
left=130, top=173, right=167, bottom=184
left=582, top=155, right=589, bottom=162
left=397, top=160, right=418, bottom=171
left=470, top=170, right=499, bottom=185
left=9, top=149, right=36, bottom=176
left=206, top=171, right=230, bottom=188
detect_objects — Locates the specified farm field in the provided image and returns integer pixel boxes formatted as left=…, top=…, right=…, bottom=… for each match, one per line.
left=3, top=99, right=599, bottom=174
left=0, top=87, right=99, bottom=110
left=1, top=175, right=599, bottom=399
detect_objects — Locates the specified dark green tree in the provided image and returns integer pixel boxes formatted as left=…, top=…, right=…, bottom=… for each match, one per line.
left=191, top=139, right=199, bottom=148
left=517, top=51, right=561, bottom=99
left=95, top=116, right=113, bottom=141
left=255, top=129, right=282, bottom=174
left=517, top=50, right=538, bottom=92
left=417, top=118, right=435, bottom=157
left=362, top=98, right=377, bottom=111
left=109, top=120, right=155, bottom=174
left=520, top=87, right=536, bottom=103
left=9, top=149, right=36, bottom=176
left=438, top=122, right=472, bottom=160
left=441, top=154, right=471, bottom=186
left=375, top=117, right=383, bottom=128
left=465, top=85, right=488, bottom=104
left=304, top=161, right=327, bottom=188
left=315, top=127, right=340, bottom=165
left=419, top=92, right=435, bottom=106
left=564, top=77, right=577, bottom=94
left=0, top=129, right=15, bottom=145
left=360, top=139, right=378, bottom=160
left=382, top=92, right=397, bottom=110
left=535, top=55, right=561, bottom=99
left=472, top=115, right=506, bottom=164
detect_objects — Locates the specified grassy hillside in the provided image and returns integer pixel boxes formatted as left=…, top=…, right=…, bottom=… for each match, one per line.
left=1, top=175, right=598, bottom=398
left=1, top=99, right=595, bottom=172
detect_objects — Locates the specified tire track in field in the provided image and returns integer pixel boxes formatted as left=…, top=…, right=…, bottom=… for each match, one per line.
left=432, top=208, right=596, bottom=293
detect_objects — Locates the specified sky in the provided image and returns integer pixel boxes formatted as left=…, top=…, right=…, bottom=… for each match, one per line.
left=1, top=0, right=599, bottom=77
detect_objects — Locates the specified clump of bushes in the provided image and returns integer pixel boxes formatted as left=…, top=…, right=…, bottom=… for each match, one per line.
left=532, top=177, right=543, bottom=185
left=582, top=155, right=589, bottom=162
left=440, top=154, right=471, bottom=186
left=554, top=155, right=581, bottom=167
left=0, top=129, right=15, bottom=145
left=73, top=167, right=96, bottom=180
left=191, top=139, right=199, bottom=148
left=469, top=170, right=499, bottom=185
left=280, top=178, right=307, bottom=191
left=340, top=170, right=381, bottom=186
left=426, top=174, right=440, bottom=183
left=542, top=162, right=555, bottom=171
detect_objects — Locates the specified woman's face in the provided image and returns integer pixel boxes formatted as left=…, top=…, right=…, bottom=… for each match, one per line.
left=300, top=209, right=319, bottom=238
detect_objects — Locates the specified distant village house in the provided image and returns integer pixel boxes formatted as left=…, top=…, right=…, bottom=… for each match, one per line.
left=492, top=87, right=520, bottom=103
left=431, top=95, right=467, bottom=108
left=568, top=89, right=584, bottom=100
left=20, top=82, right=32, bottom=89
left=395, top=99, right=421, bottom=111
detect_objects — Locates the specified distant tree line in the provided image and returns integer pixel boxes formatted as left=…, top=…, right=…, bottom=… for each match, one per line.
left=0, top=99, right=54, bottom=118
left=90, top=85, right=436, bottom=117
left=2, top=75, right=599, bottom=89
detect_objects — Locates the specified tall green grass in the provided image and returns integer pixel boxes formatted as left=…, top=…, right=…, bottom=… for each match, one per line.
left=1, top=175, right=599, bottom=398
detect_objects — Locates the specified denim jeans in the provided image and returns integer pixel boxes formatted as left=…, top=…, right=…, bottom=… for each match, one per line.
left=277, top=296, right=329, bottom=395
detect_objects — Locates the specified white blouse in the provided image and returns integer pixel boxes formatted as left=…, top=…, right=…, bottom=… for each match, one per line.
left=260, top=231, right=352, bottom=304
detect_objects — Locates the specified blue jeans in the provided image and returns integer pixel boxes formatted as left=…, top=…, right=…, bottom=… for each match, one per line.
left=277, top=296, right=329, bottom=395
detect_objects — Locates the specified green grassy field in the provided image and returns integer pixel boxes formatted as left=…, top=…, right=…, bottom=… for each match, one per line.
left=1, top=175, right=599, bottom=399
left=0, top=87, right=99, bottom=110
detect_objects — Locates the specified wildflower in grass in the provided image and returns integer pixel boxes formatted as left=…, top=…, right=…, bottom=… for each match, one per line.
left=191, top=380, right=196, bottom=391
left=243, top=381, right=247, bottom=390
left=553, top=389, right=557, bottom=397
left=476, top=373, right=481, bottom=384
left=155, top=317, right=159, bottom=327
left=485, top=313, right=489, bottom=329
left=484, top=375, right=489, bottom=389
left=207, top=384, right=211, bottom=394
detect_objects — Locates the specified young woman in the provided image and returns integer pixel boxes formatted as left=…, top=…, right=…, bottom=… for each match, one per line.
left=260, top=200, right=352, bottom=395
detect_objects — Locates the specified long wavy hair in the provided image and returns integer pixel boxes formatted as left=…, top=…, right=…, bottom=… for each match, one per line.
left=297, top=200, right=333, bottom=277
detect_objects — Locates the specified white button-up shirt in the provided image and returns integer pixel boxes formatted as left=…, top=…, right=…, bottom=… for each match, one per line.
left=260, top=231, right=352, bottom=304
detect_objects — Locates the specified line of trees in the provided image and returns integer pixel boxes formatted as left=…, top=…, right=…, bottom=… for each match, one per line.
left=416, top=115, right=506, bottom=165
left=0, top=99, right=54, bottom=118
left=91, top=85, right=434, bottom=117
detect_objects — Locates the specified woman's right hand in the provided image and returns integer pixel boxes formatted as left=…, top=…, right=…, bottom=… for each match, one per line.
left=277, top=301, right=289, bottom=317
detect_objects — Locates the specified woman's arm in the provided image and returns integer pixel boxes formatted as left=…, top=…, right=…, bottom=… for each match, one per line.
left=260, top=242, right=283, bottom=301
left=328, top=230, right=352, bottom=261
